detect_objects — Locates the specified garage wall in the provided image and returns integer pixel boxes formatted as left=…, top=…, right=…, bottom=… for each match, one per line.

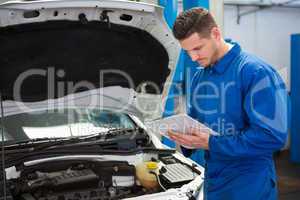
left=224, top=5, right=300, bottom=90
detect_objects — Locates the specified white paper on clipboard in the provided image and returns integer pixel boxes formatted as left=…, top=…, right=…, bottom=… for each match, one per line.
left=146, top=114, right=219, bottom=138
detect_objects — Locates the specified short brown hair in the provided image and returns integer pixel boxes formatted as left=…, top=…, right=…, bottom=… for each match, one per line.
left=172, top=7, right=217, bottom=40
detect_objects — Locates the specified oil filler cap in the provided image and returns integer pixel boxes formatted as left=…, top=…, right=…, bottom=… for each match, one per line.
left=145, top=162, right=158, bottom=170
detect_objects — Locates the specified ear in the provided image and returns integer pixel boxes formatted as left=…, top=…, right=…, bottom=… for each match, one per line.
left=211, top=27, right=221, bottom=41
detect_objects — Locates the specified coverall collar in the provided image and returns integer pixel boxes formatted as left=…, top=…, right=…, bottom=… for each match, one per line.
left=210, top=41, right=241, bottom=74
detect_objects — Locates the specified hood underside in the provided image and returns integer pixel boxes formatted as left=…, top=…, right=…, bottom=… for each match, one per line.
left=0, top=20, right=170, bottom=101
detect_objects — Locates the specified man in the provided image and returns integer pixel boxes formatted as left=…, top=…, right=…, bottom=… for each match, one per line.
left=168, top=7, right=288, bottom=200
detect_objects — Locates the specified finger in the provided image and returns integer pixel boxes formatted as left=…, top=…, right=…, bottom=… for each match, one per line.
left=197, top=127, right=213, bottom=135
left=168, top=129, right=183, bottom=135
left=168, top=134, right=181, bottom=142
left=190, top=128, right=210, bottom=137
left=176, top=136, right=195, bottom=146
left=172, top=133, right=192, bottom=141
left=167, top=132, right=177, bottom=139
left=168, top=134, right=177, bottom=140
left=169, top=134, right=189, bottom=144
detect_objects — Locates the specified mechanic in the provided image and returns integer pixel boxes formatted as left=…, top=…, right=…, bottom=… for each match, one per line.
left=168, top=7, right=288, bottom=200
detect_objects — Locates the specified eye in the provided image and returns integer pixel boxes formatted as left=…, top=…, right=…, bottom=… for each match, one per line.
left=194, top=47, right=202, bottom=51
left=197, top=45, right=204, bottom=50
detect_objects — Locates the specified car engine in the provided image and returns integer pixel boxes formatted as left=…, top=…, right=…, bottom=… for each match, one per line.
left=3, top=154, right=200, bottom=200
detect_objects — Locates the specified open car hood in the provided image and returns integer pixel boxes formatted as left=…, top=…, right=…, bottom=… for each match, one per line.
left=0, top=0, right=180, bottom=102
left=0, top=3, right=206, bottom=200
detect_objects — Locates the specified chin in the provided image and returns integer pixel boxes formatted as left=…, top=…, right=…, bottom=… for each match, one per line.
left=197, top=59, right=209, bottom=67
left=198, top=62, right=209, bottom=67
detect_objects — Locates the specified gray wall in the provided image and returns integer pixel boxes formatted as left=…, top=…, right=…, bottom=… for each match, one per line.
left=224, top=5, right=300, bottom=90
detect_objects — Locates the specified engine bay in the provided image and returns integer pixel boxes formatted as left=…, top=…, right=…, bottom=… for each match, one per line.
left=3, top=153, right=201, bottom=200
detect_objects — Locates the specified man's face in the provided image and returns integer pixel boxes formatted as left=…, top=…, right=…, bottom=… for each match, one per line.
left=179, top=30, right=219, bottom=67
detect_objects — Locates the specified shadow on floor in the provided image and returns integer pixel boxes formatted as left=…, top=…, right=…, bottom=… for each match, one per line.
left=275, top=150, right=300, bottom=200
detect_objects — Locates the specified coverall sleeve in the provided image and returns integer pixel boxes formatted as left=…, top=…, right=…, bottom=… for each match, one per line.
left=181, top=69, right=203, bottom=157
left=208, top=66, right=288, bottom=160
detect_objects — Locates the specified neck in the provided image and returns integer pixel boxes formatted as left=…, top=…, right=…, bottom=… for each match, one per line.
left=217, top=40, right=230, bottom=61
left=211, top=40, right=230, bottom=65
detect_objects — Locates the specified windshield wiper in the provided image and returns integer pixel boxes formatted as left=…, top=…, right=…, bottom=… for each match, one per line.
left=105, top=127, right=141, bottom=137
left=4, top=137, right=87, bottom=154
left=70, top=127, right=142, bottom=141
left=5, top=127, right=142, bottom=151
left=6, top=137, right=74, bottom=147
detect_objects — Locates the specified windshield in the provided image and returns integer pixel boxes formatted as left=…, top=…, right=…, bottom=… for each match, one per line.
left=0, top=108, right=136, bottom=143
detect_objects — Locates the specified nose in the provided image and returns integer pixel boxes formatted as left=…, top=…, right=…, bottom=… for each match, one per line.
left=190, top=53, right=199, bottom=62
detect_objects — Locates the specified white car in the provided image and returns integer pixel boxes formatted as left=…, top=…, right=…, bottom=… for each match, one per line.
left=0, top=0, right=204, bottom=200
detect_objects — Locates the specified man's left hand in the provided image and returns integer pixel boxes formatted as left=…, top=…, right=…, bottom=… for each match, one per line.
left=168, top=128, right=210, bottom=150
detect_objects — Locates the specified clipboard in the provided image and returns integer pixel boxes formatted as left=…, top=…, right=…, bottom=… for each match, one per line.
left=146, top=114, right=218, bottom=138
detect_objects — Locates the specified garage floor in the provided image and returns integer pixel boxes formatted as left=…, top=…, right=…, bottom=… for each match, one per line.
left=275, top=151, right=300, bottom=200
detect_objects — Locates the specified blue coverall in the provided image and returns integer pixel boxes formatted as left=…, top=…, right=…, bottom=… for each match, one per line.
left=184, top=41, right=288, bottom=200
